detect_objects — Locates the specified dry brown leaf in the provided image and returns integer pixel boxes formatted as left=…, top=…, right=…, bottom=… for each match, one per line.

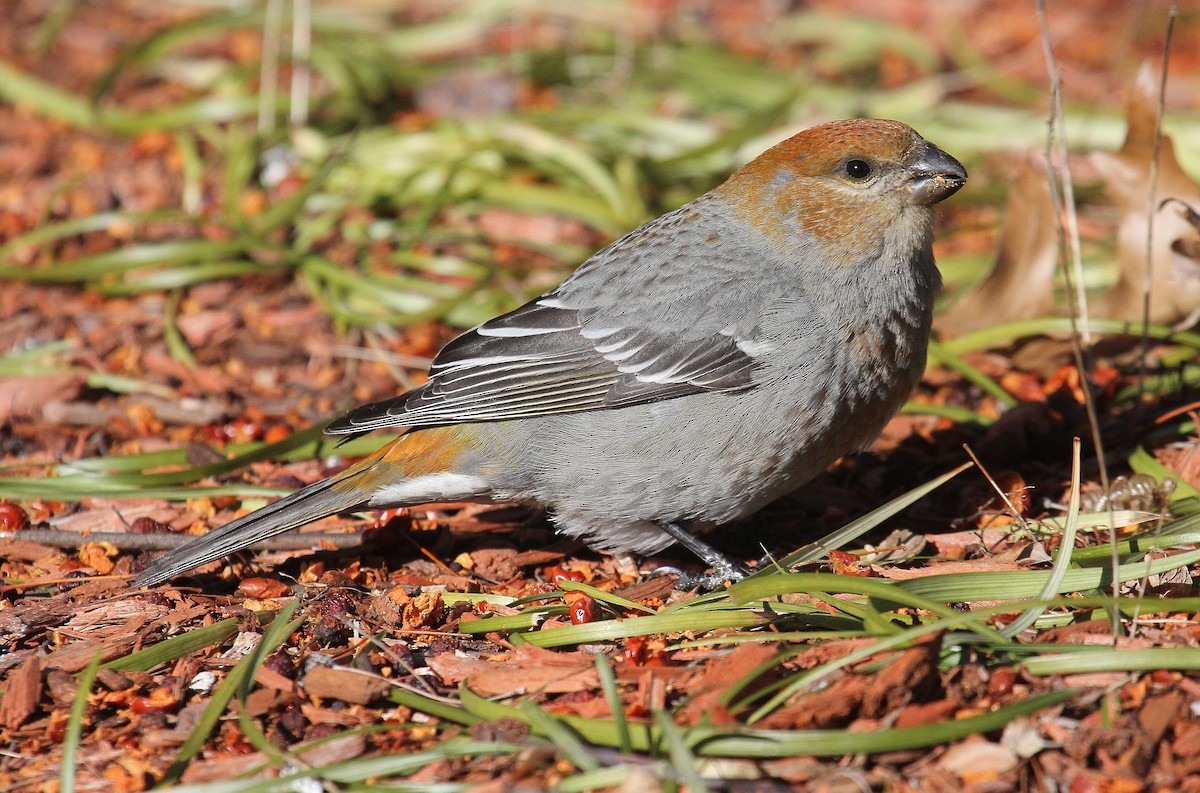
left=0, top=373, right=84, bottom=423
left=296, top=733, right=367, bottom=767
left=1094, top=62, right=1200, bottom=324
left=860, top=632, right=942, bottom=718
left=939, top=739, right=1020, bottom=780
left=179, top=754, right=268, bottom=785
left=426, top=644, right=597, bottom=697
left=43, top=636, right=138, bottom=672
left=675, top=642, right=781, bottom=725
left=938, top=152, right=1059, bottom=336
left=875, top=559, right=1024, bottom=580
left=301, top=666, right=390, bottom=705
left=52, top=500, right=182, bottom=534
left=1138, top=691, right=1185, bottom=747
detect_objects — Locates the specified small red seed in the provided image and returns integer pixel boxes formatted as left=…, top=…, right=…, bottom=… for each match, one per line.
left=564, top=591, right=596, bottom=624
left=0, top=501, right=30, bottom=531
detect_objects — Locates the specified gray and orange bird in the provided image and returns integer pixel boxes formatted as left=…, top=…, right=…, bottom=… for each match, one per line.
left=132, top=118, right=966, bottom=588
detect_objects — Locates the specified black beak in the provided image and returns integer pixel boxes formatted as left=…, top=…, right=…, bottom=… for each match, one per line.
left=909, top=141, right=967, bottom=205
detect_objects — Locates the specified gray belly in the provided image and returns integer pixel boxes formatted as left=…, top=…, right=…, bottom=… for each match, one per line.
left=477, top=363, right=912, bottom=554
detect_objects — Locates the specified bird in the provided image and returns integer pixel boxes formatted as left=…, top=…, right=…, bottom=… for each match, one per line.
left=131, top=118, right=966, bottom=589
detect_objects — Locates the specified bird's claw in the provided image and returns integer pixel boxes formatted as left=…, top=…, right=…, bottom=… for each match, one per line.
left=672, top=558, right=749, bottom=592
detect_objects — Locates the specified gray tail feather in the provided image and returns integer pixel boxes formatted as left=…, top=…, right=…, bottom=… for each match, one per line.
left=131, top=478, right=367, bottom=587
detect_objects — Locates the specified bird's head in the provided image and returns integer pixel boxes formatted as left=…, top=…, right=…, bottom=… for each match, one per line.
left=719, top=118, right=967, bottom=266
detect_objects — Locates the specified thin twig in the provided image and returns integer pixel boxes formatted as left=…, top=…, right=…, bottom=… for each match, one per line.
left=1130, top=1, right=1178, bottom=641
left=0, top=529, right=365, bottom=551
left=962, top=444, right=1031, bottom=535
left=1035, top=0, right=1118, bottom=623
left=289, top=0, right=311, bottom=127
left=1138, top=1, right=1178, bottom=404
left=258, top=0, right=284, bottom=135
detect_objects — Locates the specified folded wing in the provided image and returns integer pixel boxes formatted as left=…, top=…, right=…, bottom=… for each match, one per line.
left=325, top=293, right=761, bottom=434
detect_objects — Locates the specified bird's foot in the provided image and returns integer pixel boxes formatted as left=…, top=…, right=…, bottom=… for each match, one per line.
left=655, top=521, right=750, bottom=591
left=673, top=564, right=747, bottom=592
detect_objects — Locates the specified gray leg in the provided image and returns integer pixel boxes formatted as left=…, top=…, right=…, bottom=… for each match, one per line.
left=657, top=521, right=749, bottom=590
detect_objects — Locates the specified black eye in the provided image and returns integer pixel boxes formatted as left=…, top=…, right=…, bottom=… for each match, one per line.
left=844, top=159, right=872, bottom=180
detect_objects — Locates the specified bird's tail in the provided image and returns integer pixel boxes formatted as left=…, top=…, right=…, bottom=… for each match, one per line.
left=130, top=471, right=371, bottom=588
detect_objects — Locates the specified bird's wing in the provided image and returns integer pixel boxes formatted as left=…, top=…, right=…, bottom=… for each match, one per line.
left=324, top=292, right=763, bottom=434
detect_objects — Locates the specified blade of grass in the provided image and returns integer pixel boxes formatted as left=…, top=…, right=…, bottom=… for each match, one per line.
left=89, top=9, right=263, bottom=105
left=653, top=710, right=709, bottom=793
left=460, top=683, right=1074, bottom=758
left=730, top=574, right=1004, bottom=642
left=1023, top=646, right=1200, bottom=675
left=101, top=616, right=247, bottom=672
left=83, top=371, right=176, bottom=398
left=896, top=545, right=1200, bottom=602
left=0, top=480, right=289, bottom=500
left=461, top=606, right=768, bottom=646
left=899, top=401, right=996, bottom=425
left=0, top=58, right=95, bottom=128
left=559, top=581, right=656, bottom=614
left=755, top=462, right=972, bottom=573
left=0, top=239, right=248, bottom=283
left=160, top=602, right=303, bottom=786
left=0, top=210, right=185, bottom=262
left=164, top=288, right=199, bottom=366
left=943, top=317, right=1200, bottom=354
left=519, top=701, right=601, bottom=772
left=927, top=339, right=1018, bottom=408
left=696, top=690, right=1075, bottom=757
left=594, top=653, right=633, bottom=754
left=559, top=767, right=639, bottom=793
left=60, top=649, right=103, bottom=793
left=1000, top=438, right=1082, bottom=637
left=386, top=687, right=478, bottom=728
left=157, top=736, right=510, bottom=793
left=96, top=260, right=277, bottom=295
left=461, top=684, right=656, bottom=752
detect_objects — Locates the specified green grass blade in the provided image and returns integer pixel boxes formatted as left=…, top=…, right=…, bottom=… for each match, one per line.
left=0, top=239, right=247, bottom=283
left=559, top=581, right=656, bottom=614
left=102, top=617, right=246, bottom=672
left=460, top=684, right=1073, bottom=758
left=519, top=701, right=601, bottom=772
left=927, top=339, right=1017, bottom=407
left=464, top=608, right=769, bottom=646
left=160, top=602, right=302, bottom=786
left=1129, top=446, right=1200, bottom=502
left=896, top=546, right=1200, bottom=602
left=653, top=710, right=709, bottom=793
left=1001, top=438, right=1082, bottom=637
left=943, top=317, right=1200, bottom=354
left=757, top=462, right=972, bottom=573
left=1023, top=647, right=1200, bottom=675
left=594, top=653, right=633, bottom=754
left=0, top=58, right=95, bottom=128
left=60, top=649, right=103, bottom=793
left=461, top=684, right=657, bottom=752
left=385, top=686, right=478, bottom=728
left=696, top=690, right=1074, bottom=757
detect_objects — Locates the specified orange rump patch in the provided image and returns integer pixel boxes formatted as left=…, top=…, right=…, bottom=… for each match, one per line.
left=378, top=425, right=475, bottom=478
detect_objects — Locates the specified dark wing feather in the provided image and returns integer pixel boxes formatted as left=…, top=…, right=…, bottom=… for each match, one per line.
left=324, top=194, right=798, bottom=436
left=324, top=295, right=761, bottom=435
